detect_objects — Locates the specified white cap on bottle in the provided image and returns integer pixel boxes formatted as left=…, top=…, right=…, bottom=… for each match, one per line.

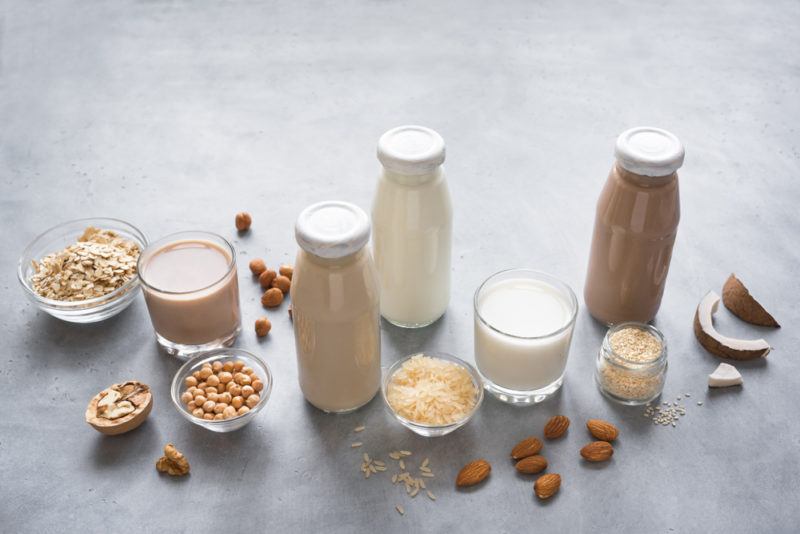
left=377, top=125, right=446, bottom=175
left=614, top=127, right=685, bottom=177
left=295, top=201, right=371, bottom=259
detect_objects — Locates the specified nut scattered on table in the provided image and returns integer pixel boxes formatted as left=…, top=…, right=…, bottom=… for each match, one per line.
left=279, top=264, right=293, bottom=279
left=586, top=419, right=619, bottom=442
left=259, top=269, right=277, bottom=289
left=255, top=316, right=271, bottom=337
left=544, top=415, right=570, bottom=439
left=515, top=455, right=548, bottom=474
left=235, top=212, right=252, bottom=232
left=511, top=436, right=543, bottom=460
left=156, top=443, right=190, bottom=476
left=580, top=441, right=614, bottom=462
left=85, top=381, right=152, bottom=435
left=249, top=258, right=267, bottom=276
left=272, top=274, right=291, bottom=294
left=534, top=473, right=561, bottom=499
left=456, top=459, right=491, bottom=487
left=31, top=226, right=140, bottom=301
left=181, top=359, right=264, bottom=420
left=261, top=287, right=283, bottom=308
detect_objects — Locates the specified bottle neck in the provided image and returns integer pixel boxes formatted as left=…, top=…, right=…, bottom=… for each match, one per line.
left=614, top=162, right=676, bottom=187
left=301, top=247, right=366, bottom=268
left=381, top=166, right=442, bottom=186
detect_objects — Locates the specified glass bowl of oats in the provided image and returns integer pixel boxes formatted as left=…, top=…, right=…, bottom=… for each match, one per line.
left=17, top=217, right=147, bottom=323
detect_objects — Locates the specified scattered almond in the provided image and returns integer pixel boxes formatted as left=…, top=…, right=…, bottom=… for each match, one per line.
left=587, top=419, right=619, bottom=442
left=534, top=473, right=561, bottom=499
left=456, top=459, right=491, bottom=487
left=544, top=415, right=570, bottom=439
left=515, top=455, right=548, bottom=474
left=511, top=437, right=543, bottom=460
left=580, top=441, right=614, bottom=462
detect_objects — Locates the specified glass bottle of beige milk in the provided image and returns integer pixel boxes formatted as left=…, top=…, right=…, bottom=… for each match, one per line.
left=372, top=125, right=452, bottom=328
left=290, top=201, right=381, bottom=413
left=584, top=127, right=685, bottom=325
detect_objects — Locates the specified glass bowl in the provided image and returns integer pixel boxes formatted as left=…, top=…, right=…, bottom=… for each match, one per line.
left=17, top=217, right=147, bottom=323
left=171, top=348, right=272, bottom=433
left=381, top=352, right=484, bottom=437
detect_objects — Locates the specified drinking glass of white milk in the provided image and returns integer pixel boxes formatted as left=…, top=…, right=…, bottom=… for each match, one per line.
left=474, top=269, right=578, bottom=405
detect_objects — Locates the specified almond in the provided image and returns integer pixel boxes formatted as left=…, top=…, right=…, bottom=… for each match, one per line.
left=580, top=441, right=614, bottom=462
left=456, top=459, right=491, bottom=487
left=511, top=437, right=543, bottom=460
left=544, top=415, right=570, bottom=439
left=587, top=419, right=619, bottom=442
left=515, top=455, right=548, bottom=474
left=534, top=473, right=561, bottom=499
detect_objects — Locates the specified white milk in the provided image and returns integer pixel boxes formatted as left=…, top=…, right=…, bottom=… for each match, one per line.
left=372, top=126, right=452, bottom=328
left=474, top=276, right=576, bottom=393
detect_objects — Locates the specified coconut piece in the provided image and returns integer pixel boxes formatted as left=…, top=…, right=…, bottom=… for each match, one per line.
left=85, top=381, right=153, bottom=435
left=722, top=274, right=780, bottom=327
left=708, top=363, right=743, bottom=388
left=693, top=291, right=771, bottom=360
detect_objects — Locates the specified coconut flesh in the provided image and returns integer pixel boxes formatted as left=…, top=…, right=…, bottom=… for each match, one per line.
left=693, top=291, right=771, bottom=360
left=708, top=362, right=744, bottom=388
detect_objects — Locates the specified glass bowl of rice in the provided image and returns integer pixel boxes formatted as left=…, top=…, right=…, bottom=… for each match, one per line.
left=381, top=352, right=484, bottom=437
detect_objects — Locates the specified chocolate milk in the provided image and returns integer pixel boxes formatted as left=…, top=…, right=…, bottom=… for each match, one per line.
left=139, top=236, right=241, bottom=347
left=584, top=128, right=684, bottom=325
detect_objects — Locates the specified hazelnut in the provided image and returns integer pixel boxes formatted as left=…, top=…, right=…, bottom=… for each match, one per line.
left=272, top=275, right=291, bottom=294
left=255, top=317, right=271, bottom=337
left=261, top=287, right=283, bottom=308
left=249, top=258, right=267, bottom=276
left=235, top=212, right=252, bottom=232
left=259, top=269, right=277, bottom=289
left=279, top=264, right=294, bottom=280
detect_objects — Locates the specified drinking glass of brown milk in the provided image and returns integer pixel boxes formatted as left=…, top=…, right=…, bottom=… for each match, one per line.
left=137, top=231, right=242, bottom=358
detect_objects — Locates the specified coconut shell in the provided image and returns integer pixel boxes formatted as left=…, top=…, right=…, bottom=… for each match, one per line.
left=85, top=381, right=153, bottom=435
left=722, top=274, right=780, bottom=327
left=693, top=291, right=771, bottom=361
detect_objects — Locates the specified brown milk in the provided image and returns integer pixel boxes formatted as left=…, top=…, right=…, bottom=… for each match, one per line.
left=139, top=237, right=241, bottom=346
left=584, top=128, right=684, bottom=325
left=291, top=201, right=381, bottom=413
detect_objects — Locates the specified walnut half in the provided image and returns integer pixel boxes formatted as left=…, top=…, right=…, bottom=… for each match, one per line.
left=85, top=381, right=153, bottom=435
left=156, top=443, right=190, bottom=476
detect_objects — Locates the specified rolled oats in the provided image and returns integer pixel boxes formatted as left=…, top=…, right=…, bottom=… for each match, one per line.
left=30, top=227, right=140, bottom=301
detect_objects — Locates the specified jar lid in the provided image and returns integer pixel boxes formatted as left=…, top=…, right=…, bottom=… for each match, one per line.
left=614, top=127, right=685, bottom=177
left=295, top=201, right=371, bottom=259
left=377, top=125, right=446, bottom=175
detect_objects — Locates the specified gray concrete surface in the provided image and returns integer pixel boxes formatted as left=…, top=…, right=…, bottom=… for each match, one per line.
left=2, top=1, right=799, bottom=532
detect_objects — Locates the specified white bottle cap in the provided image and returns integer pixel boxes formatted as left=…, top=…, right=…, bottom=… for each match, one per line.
left=377, top=125, right=446, bottom=175
left=295, top=201, right=371, bottom=259
left=614, top=127, right=685, bottom=177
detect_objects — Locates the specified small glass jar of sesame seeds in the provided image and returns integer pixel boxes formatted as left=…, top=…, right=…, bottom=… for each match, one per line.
left=595, top=322, right=667, bottom=405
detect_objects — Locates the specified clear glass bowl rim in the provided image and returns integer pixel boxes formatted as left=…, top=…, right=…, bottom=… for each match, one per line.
left=381, top=351, right=484, bottom=430
left=17, top=217, right=148, bottom=308
left=170, top=347, right=273, bottom=427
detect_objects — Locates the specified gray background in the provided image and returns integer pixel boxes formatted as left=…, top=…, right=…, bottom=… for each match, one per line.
left=1, top=0, right=798, bottom=532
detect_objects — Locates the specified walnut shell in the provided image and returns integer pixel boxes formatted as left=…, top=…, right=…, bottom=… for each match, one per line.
left=85, top=381, right=153, bottom=435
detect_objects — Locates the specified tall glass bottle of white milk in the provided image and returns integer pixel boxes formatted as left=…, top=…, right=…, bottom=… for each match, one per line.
left=372, top=125, right=452, bottom=328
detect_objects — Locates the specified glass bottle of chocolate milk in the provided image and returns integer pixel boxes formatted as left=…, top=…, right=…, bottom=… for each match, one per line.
left=584, top=127, right=685, bottom=325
